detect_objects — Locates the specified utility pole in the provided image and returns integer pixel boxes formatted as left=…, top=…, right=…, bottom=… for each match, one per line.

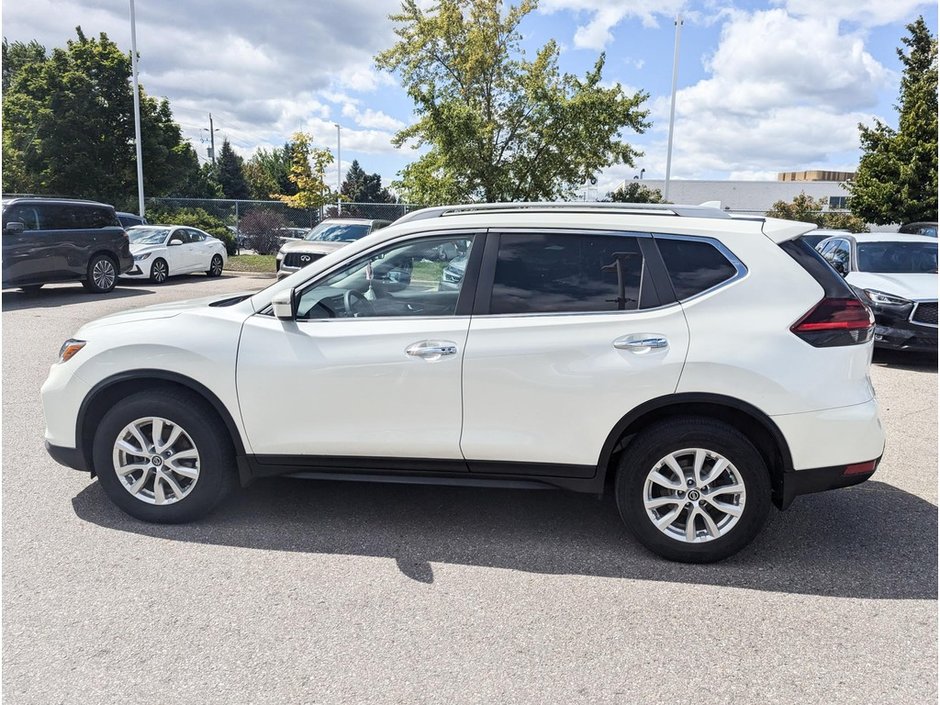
left=334, top=123, right=341, bottom=216
left=664, top=13, right=683, bottom=203
left=204, top=113, right=219, bottom=164
left=129, top=0, right=145, bottom=217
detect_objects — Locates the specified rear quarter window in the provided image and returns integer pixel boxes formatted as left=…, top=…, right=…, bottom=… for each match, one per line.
left=656, top=237, right=738, bottom=300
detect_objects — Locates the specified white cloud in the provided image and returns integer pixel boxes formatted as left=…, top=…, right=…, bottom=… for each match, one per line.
left=778, top=0, right=934, bottom=27
left=540, top=0, right=686, bottom=50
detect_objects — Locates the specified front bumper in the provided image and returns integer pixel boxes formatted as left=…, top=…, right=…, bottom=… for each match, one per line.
left=45, top=440, right=88, bottom=472
left=120, top=264, right=148, bottom=278
left=867, top=300, right=937, bottom=351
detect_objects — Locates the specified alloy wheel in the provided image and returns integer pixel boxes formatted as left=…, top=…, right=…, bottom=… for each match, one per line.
left=93, top=258, right=116, bottom=290
left=111, top=416, right=200, bottom=505
left=642, top=448, right=746, bottom=543
left=152, top=260, right=168, bottom=283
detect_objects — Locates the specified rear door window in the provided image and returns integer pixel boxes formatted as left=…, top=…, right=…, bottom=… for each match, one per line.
left=488, top=232, right=645, bottom=314
left=655, top=237, right=739, bottom=300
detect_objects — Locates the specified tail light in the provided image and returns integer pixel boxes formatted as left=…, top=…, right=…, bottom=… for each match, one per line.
left=790, top=297, right=874, bottom=347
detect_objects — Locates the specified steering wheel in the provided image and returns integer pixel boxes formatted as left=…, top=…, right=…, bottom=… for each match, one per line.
left=343, top=289, right=374, bottom=317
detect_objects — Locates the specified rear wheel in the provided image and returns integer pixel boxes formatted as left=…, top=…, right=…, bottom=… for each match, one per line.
left=92, top=390, right=236, bottom=523
left=206, top=254, right=223, bottom=277
left=615, top=417, right=771, bottom=563
left=150, top=258, right=169, bottom=284
left=82, top=254, right=117, bottom=293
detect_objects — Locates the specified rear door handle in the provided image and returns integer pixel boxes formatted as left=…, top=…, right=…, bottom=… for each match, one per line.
left=613, top=335, right=669, bottom=353
left=406, top=340, right=458, bottom=361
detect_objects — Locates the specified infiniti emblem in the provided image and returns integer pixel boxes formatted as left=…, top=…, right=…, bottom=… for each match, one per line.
left=300, top=255, right=311, bottom=263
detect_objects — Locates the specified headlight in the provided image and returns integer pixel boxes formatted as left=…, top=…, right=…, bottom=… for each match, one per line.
left=863, top=289, right=911, bottom=306
left=134, top=253, right=152, bottom=262
left=58, top=339, right=86, bottom=363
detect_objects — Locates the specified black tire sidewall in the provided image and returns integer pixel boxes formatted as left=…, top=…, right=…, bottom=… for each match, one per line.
left=92, top=391, right=234, bottom=523
left=616, top=418, right=771, bottom=563
left=207, top=255, right=223, bottom=277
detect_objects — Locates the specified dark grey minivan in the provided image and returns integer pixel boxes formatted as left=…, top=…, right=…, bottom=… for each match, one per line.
left=2, top=197, right=134, bottom=293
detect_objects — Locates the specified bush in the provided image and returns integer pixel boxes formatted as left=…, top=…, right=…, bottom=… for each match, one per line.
left=146, top=206, right=238, bottom=255
left=238, top=209, right=288, bottom=255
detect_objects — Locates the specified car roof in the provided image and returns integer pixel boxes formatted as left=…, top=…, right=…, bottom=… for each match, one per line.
left=3, top=196, right=114, bottom=208
left=849, top=233, right=938, bottom=244
left=319, top=218, right=378, bottom=225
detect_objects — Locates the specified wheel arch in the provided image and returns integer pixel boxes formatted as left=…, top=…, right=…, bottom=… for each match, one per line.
left=77, top=370, right=247, bottom=479
left=596, top=393, right=793, bottom=508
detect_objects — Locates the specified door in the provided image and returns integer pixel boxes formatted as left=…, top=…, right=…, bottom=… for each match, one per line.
left=2, top=203, right=43, bottom=285
left=186, top=229, right=213, bottom=271
left=165, top=228, right=193, bottom=273
left=460, top=230, right=690, bottom=473
left=237, top=232, right=479, bottom=461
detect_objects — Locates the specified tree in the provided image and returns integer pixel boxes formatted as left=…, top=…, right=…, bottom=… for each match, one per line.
left=271, top=132, right=334, bottom=209
left=766, top=193, right=867, bottom=232
left=849, top=17, right=938, bottom=224
left=376, top=0, right=649, bottom=203
left=340, top=160, right=395, bottom=203
left=2, top=27, right=204, bottom=209
left=216, top=139, right=250, bottom=200
left=2, top=38, right=46, bottom=92
left=238, top=209, right=288, bottom=254
left=244, top=142, right=296, bottom=200
left=608, top=182, right=664, bottom=203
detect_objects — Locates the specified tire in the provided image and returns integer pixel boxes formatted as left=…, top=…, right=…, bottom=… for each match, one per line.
left=20, top=284, right=43, bottom=295
left=92, top=389, right=236, bottom=523
left=81, top=254, right=118, bottom=293
left=615, top=417, right=771, bottom=563
left=206, top=254, right=223, bottom=277
left=150, top=258, right=169, bottom=284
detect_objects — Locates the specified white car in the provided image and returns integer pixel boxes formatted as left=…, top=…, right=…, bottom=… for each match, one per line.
left=816, top=233, right=937, bottom=351
left=42, top=202, right=885, bottom=563
left=123, top=225, right=227, bottom=283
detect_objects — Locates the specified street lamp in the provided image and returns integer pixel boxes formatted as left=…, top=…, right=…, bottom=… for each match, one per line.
left=334, top=123, right=341, bottom=216
left=129, top=0, right=145, bottom=217
left=664, top=13, right=683, bottom=202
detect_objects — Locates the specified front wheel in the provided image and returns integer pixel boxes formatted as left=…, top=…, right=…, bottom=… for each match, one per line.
left=150, top=258, right=169, bottom=284
left=206, top=254, right=223, bottom=277
left=616, top=417, right=771, bottom=563
left=92, top=390, right=236, bottom=523
left=82, top=254, right=117, bottom=293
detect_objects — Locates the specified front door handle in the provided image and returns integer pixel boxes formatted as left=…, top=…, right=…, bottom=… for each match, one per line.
left=405, top=340, right=458, bottom=361
left=613, top=335, right=669, bottom=353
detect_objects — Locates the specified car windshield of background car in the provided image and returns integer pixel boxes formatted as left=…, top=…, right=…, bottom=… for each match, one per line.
left=128, top=227, right=171, bottom=244
left=305, top=223, right=371, bottom=242
left=857, top=242, right=939, bottom=273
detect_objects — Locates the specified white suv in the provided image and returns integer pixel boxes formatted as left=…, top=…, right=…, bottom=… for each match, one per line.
left=42, top=203, right=885, bottom=563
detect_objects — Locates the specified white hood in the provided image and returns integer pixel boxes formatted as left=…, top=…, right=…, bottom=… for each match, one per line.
left=848, top=272, right=938, bottom=301
left=76, top=291, right=256, bottom=332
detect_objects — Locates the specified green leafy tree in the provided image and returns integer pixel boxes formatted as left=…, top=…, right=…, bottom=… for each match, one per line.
left=766, top=193, right=868, bottom=233
left=216, top=139, right=250, bottom=200
left=376, top=0, right=649, bottom=203
left=272, top=132, right=334, bottom=209
left=607, top=181, right=665, bottom=203
left=849, top=17, right=938, bottom=224
left=340, top=159, right=395, bottom=203
left=2, top=27, right=204, bottom=208
left=145, top=205, right=236, bottom=254
left=244, top=142, right=296, bottom=200
left=2, top=38, right=46, bottom=92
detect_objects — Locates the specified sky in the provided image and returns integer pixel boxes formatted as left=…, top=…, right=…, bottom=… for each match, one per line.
left=3, top=0, right=937, bottom=198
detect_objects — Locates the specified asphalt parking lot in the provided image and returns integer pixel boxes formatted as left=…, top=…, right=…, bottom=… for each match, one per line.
left=2, top=275, right=937, bottom=704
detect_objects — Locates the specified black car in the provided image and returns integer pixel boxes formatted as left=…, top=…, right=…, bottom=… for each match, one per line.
left=2, top=197, right=134, bottom=293
left=898, top=222, right=937, bottom=237
left=116, top=211, right=148, bottom=229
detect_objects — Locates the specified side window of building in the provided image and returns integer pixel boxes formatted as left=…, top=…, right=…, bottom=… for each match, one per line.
left=655, top=237, right=739, bottom=300
left=489, top=232, right=644, bottom=314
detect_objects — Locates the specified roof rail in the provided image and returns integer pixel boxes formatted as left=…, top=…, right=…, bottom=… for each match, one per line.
left=394, top=201, right=733, bottom=225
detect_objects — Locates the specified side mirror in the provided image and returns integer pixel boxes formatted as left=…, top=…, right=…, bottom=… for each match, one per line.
left=5, top=221, right=25, bottom=233
left=271, top=289, right=295, bottom=320
left=168, top=239, right=183, bottom=246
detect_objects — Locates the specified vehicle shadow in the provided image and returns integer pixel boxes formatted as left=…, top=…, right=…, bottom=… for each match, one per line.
left=872, top=348, right=937, bottom=372
left=1, top=286, right=154, bottom=311
left=117, top=273, right=270, bottom=287
left=72, top=478, right=936, bottom=599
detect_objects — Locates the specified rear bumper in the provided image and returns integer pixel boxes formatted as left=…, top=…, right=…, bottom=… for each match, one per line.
left=778, top=457, right=880, bottom=510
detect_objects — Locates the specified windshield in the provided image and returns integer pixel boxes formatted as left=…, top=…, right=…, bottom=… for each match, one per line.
left=305, top=222, right=371, bottom=243
left=128, top=227, right=171, bottom=244
left=857, top=242, right=938, bottom=273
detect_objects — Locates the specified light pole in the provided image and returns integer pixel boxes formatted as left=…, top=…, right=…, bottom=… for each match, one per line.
left=129, top=0, right=145, bottom=217
left=334, top=123, right=341, bottom=216
left=664, top=13, right=683, bottom=202
left=203, top=113, right=220, bottom=164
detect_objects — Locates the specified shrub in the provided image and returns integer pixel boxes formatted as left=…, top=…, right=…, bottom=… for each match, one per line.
left=238, top=209, right=288, bottom=255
